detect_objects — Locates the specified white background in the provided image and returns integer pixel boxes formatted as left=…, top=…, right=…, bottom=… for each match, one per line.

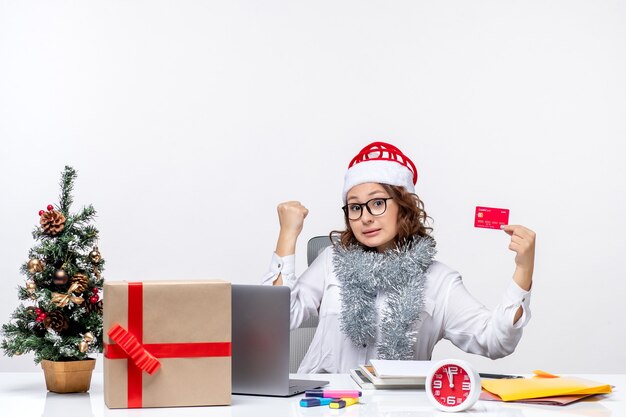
left=1, top=1, right=625, bottom=373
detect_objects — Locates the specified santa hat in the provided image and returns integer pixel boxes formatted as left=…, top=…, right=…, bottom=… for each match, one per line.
left=342, top=142, right=418, bottom=203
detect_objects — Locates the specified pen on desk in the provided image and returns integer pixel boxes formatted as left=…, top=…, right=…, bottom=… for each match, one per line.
left=300, top=398, right=333, bottom=407
left=305, top=389, right=362, bottom=398
left=329, top=397, right=359, bottom=409
left=479, top=373, right=524, bottom=379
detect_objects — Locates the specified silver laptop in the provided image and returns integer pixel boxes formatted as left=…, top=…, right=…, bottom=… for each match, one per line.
left=232, top=284, right=328, bottom=396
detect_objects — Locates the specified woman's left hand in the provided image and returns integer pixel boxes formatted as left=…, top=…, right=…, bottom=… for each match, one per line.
left=502, top=225, right=536, bottom=269
left=502, top=225, right=535, bottom=323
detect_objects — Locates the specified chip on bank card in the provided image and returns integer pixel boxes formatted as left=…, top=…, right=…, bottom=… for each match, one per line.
left=474, top=206, right=509, bottom=229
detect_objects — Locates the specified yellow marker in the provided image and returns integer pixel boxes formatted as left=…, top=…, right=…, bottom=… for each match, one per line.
left=329, top=397, right=359, bottom=409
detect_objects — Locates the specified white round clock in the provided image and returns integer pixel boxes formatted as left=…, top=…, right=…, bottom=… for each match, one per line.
left=425, top=359, right=482, bottom=412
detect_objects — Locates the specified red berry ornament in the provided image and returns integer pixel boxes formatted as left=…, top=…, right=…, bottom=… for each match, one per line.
left=47, top=204, right=54, bottom=211
left=35, top=308, right=42, bottom=315
left=89, top=295, right=99, bottom=304
left=38, top=210, right=45, bottom=216
left=92, top=287, right=99, bottom=294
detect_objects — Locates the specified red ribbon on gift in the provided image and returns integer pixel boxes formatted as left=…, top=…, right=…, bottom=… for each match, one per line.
left=103, top=282, right=231, bottom=408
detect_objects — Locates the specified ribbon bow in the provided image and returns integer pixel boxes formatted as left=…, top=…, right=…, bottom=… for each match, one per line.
left=108, top=323, right=161, bottom=375
left=51, top=282, right=85, bottom=308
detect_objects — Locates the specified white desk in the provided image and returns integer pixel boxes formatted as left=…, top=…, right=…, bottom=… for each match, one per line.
left=0, top=373, right=621, bottom=417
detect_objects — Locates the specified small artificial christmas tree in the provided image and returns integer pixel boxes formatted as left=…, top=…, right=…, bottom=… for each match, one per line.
left=1, top=166, right=105, bottom=365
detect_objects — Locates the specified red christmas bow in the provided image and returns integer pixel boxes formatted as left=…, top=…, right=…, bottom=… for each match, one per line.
left=107, top=323, right=161, bottom=375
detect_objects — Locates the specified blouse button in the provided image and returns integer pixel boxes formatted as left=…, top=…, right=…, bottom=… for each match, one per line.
left=362, top=343, right=367, bottom=348
left=277, top=263, right=281, bottom=268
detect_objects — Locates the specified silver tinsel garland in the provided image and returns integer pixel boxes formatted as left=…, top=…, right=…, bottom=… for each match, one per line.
left=333, top=236, right=436, bottom=360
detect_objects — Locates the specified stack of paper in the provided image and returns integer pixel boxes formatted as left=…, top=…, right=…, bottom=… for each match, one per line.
left=481, top=370, right=612, bottom=405
left=350, top=360, right=433, bottom=389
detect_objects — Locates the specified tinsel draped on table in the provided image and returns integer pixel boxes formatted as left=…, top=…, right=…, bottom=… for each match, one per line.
left=333, top=236, right=436, bottom=360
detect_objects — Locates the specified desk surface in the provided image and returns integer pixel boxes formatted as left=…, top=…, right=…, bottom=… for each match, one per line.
left=0, top=372, right=621, bottom=417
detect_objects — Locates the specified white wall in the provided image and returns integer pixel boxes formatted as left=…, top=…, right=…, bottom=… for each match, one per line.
left=1, top=1, right=625, bottom=373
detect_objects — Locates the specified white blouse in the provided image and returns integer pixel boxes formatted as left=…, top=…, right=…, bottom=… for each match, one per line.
left=262, top=246, right=531, bottom=373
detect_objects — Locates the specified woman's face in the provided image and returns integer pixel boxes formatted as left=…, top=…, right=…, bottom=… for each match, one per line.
left=346, top=182, right=399, bottom=252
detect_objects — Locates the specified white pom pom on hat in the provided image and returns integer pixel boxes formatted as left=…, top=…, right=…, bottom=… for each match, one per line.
left=342, top=142, right=418, bottom=204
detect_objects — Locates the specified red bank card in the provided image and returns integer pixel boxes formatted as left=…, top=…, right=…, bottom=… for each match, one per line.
left=474, top=206, right=509, bottom=229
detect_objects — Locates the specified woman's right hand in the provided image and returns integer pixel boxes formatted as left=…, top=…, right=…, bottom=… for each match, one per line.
left=275, top=201, right=309, bottom=258
left=273, top=202, right=309, bottom=285
left=277, top=201, right=309, bottom=239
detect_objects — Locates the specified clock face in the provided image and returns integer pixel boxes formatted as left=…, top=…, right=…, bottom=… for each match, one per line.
left=429, top=364, right=474, bottom=408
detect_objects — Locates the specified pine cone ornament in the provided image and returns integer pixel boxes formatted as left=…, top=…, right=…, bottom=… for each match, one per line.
left=86, top=300, right=103, bottom=315
left=40, top=210, right=66, bottom=236
left=43, top=310, right=69, bottom=333
left=70, top=273, right=89, bottom=293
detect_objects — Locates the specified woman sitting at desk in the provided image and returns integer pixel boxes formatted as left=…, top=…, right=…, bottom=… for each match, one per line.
left=262, top=142, right=536, bottom=373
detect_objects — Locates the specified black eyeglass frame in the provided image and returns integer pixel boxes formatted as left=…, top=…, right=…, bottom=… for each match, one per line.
left=342, top=197, right=393, bottom=220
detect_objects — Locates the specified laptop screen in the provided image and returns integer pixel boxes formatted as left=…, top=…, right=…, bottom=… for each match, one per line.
left=232, top=285, right=291, bottom=395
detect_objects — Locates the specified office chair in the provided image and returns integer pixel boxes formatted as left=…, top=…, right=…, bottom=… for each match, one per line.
left=288, top=236, right=334, bottom=373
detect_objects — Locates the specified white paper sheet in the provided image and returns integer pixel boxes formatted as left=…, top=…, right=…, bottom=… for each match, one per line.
left=369, top=360, right=435, bottom=378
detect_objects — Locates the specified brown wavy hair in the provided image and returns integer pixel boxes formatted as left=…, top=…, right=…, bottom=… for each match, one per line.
left=331, top=184, right=432, bottom=250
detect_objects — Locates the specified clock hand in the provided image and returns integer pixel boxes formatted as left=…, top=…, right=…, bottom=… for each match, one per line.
left=446, top=368, right=454, bottom=388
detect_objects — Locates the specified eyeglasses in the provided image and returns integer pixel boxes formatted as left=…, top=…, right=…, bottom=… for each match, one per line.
left=342, top=197, right=393, bottom=221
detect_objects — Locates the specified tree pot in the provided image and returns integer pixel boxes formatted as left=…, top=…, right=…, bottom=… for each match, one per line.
left=41, top=358, right=96, bottom=393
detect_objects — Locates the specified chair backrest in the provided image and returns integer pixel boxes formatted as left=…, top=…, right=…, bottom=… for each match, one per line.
left=306, top=236, right=334, bottom=268
left=288, top=235, right=333, bottom=373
